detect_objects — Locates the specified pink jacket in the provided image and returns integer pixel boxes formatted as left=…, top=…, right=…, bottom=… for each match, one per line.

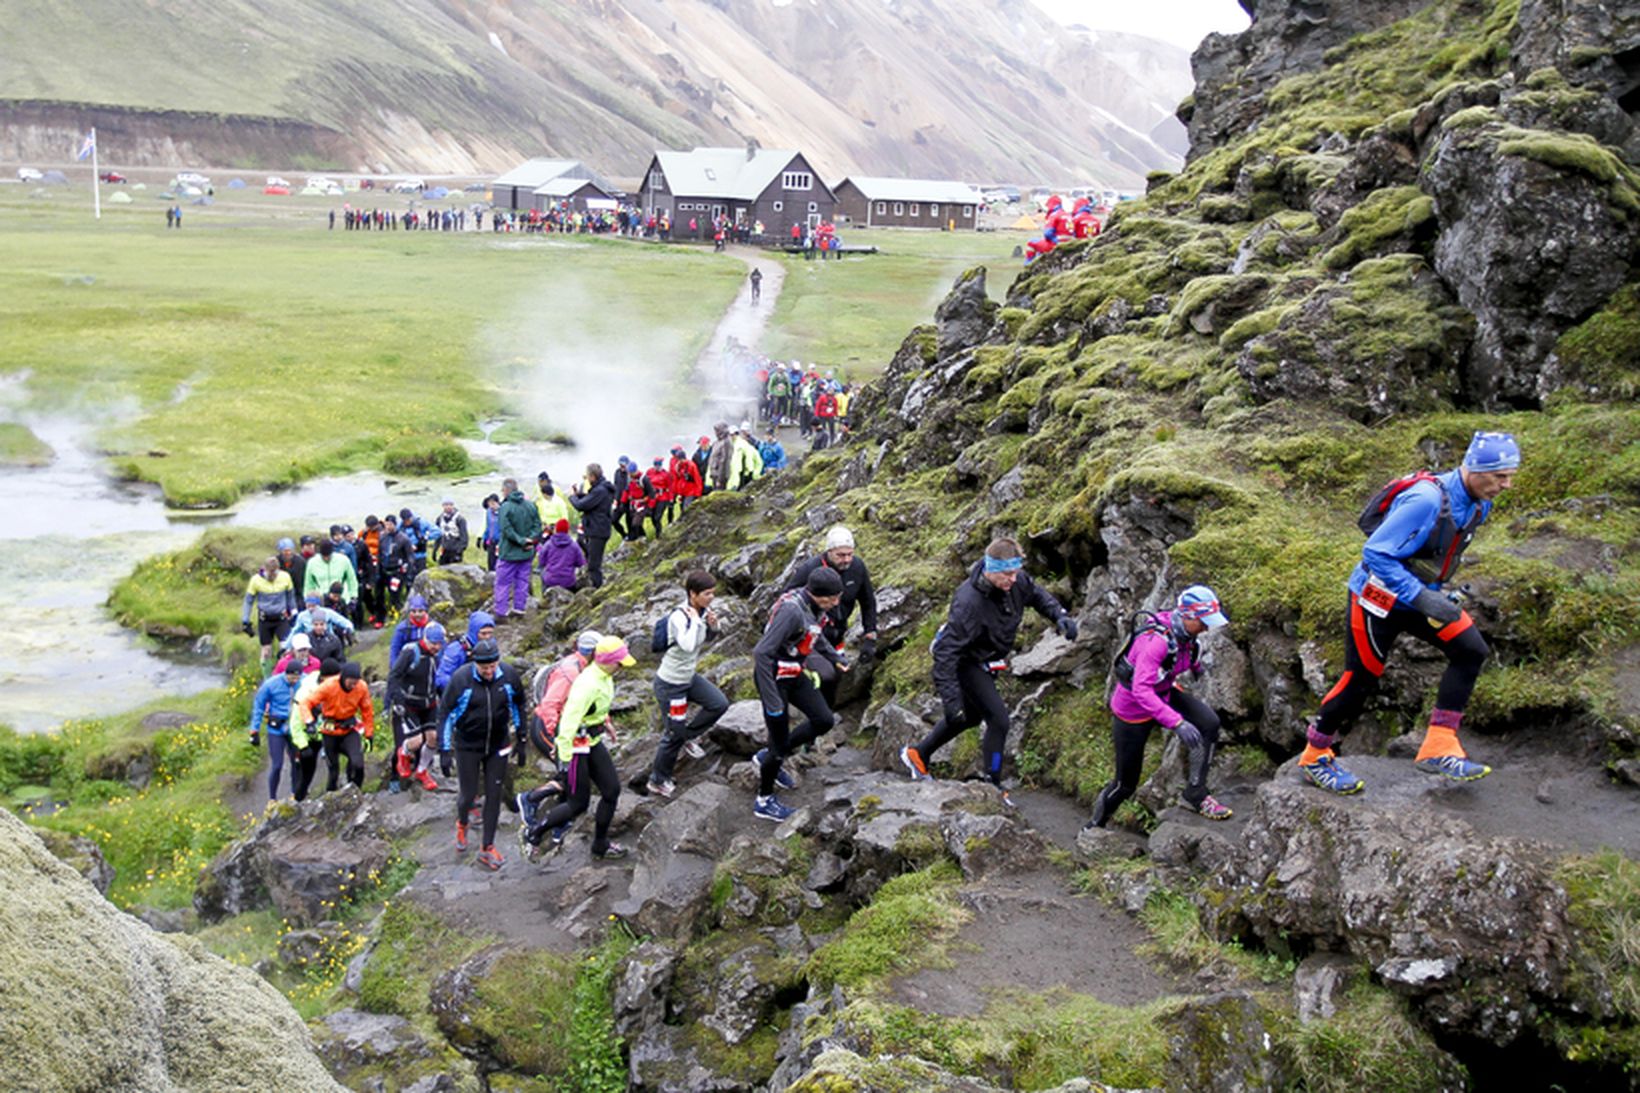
left=1109, top=610, right=1199, bottom=728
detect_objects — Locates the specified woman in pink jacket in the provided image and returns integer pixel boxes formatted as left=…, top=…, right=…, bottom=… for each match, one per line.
left=1086, top=585, right=1233, bottom=830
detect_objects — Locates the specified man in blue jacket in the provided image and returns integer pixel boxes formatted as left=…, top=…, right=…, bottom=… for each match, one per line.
left=249, top=660, right=306, bottom=800
left=1298, top=431, right=1520, bottom=795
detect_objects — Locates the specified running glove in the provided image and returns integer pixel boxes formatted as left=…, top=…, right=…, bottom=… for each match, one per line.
left=1056, top=616, right=1080, bottom=640
left=362, top=734, right=375, bottom=754
left=1412, top=587, right=1463, bottom=624
left=1172, top=720, right=1203, bottom=749
left=248, top=730, right=260, bottom=748
left=860, top=637, right=878, bottom=662
left=440, top=751, right=454, bottom=777
left=241, top=621, right=254, bottom=636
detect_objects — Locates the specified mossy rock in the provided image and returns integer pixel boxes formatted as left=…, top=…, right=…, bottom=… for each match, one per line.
left=382, top=433, right=471, bottom=476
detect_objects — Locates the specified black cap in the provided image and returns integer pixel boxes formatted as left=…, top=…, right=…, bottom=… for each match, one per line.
left=299, top=534, right=317, bottom=545
left=806, top=568, right=844, bottom=597
left=341, top=660, right=363, bottom=681
left=537, top=470, right=551, bottom=481
left=281, top=660, right=303, bottom=676
left=365, top=515, right=379, bottom=528
left=329, top=524, right=344, bottom=536
left=471, top=638, right=501, bottom=664
left=399, top=507, right=413, bottom=521
left=341, top=524, right=354, bottom=534
left=319, top=657, right=342, bottom=677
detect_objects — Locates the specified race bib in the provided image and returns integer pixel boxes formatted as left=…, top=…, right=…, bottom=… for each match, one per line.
left=986, top=659, right=1009, bottom=674
left=1359, top=576, right=1396, bottom=619
left=571, top=734, right=592, bottom=754
left=776, top=660, right=803, bottom=680
left=668, top=698, right=689, bottom=720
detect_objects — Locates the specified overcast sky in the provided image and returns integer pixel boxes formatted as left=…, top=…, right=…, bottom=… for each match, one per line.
left=1030, top=0, right=1250, bottom=51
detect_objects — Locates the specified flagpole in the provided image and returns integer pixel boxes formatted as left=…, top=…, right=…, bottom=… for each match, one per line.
left=91, top=127, right=101, bottom=220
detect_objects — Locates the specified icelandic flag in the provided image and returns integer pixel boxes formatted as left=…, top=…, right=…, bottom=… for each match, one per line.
left=76, top=130, right=95, bottom=161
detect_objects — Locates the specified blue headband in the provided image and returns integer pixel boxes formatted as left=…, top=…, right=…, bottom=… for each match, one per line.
left=983, top=555, right=1024, bottom=573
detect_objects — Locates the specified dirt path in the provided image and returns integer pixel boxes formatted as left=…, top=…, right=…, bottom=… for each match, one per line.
left=695, top=247, right=787, bottom=377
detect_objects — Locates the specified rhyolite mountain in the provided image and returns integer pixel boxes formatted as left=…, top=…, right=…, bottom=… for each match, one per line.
left=0, top=0, right=1189, bottom=185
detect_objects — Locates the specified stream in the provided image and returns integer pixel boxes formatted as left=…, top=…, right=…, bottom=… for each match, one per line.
left=2, top=249, right=783, bottom=733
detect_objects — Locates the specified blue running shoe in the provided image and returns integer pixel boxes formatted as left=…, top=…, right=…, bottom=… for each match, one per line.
left=754, top=748, right=797, bottom=790
left=1301, top=756, right=1364, bottom=795
left=515, top=791, right=536, bottom=831
left=753, top=795, right=796, bottom=822
left=1414, top=755, right=1491, bottom=781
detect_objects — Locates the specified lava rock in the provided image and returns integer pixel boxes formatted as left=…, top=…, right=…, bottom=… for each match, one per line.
left=612, top=782, right=738, bottom=938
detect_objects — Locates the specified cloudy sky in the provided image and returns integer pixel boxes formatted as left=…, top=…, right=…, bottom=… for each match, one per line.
left=1030, top=0, right=1251, bottom=51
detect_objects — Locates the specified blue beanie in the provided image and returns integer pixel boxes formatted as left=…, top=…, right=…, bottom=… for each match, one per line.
left=1463, top=431, right=1521, bottom=473
left=423, top=622, right=447, bottom=645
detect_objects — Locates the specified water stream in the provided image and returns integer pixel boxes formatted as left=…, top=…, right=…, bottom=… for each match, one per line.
left=2, top=249, right=781, bottom=733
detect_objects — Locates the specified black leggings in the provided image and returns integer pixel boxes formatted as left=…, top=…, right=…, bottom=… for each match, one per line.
left=1094, top=691, right=1221, bottom=823
left=916, top=660, right=1011, bottom=787
left=760, top=674, right=835, bottom=796
left=585, top=536, right=608, bottom=588
left=534, top=743, right=619, bottom=854
left=291, top=743, right=319, bottom=801
left=322, top=732, right=365, bottom=791
left=456, top=749, right=506, bottom=848
left=1317, top=594, right=1490, bottom=738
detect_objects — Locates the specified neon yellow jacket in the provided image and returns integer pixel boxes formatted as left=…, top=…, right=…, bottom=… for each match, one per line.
left=555, top=665, right=615, bottom=764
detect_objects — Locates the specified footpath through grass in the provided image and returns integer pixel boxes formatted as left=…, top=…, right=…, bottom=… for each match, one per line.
left=761, top=227, right=1031, bottom=376
left=0, top=192, right=742, bottom=506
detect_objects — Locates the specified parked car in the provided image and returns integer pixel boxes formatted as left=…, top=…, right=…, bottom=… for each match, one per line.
left=176, top=171, right=210, bottom=187
left=18, top=167, right=43, bottom=182
left=266, top=176, right=292, bottom=188
left=98, top=171, right=127, bottom=184
left=263, top=185, right=290, bottom=196
left=390, top=178, right=425, bottom=194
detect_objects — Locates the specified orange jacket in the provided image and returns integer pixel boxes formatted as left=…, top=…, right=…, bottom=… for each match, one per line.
left=299, top=676, right=375, bottom=737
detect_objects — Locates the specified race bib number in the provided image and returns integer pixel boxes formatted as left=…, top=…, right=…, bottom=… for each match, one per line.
left=1360, top=576, right=1396, bottom=619
left=776, top=660, right=803, bottom=680
left=668, top=698, right=689, bottom=720
left=570, top=734, right=592, bottom=754
left=986, top=659, right=1009, bottom=674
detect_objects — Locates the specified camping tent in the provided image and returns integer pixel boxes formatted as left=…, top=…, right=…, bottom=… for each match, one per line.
left=41, top=170, right=68, bottom=185
left=227, top=178, right=246, bottom=189
left=109, top=191, right=133, bottom=204
left=424, top=186, right=450, bottom=199
left=1009, top=214, right=1039, bottom=230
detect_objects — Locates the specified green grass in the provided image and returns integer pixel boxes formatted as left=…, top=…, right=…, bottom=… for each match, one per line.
left=761, top=227, right=1030, bottom=374
left=1278, top=975, right=1466, bottom=1091
left=0, top=422, right=54, bottom=466
left=0, top=191, right=742, bottom=505
left=805, top=861, right=969, bottom=991
left=108, top=527, right=279, bottom=670
left=1138, top=888, right=1294, bottom=984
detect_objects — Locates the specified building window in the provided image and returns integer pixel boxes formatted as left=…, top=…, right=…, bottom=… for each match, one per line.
left=893, top=202, right=903, bottom=215
left=930, top=203, right=939, bottom=218
left=807, top=201, right=817, bottom=213
left=772, top=200, right=783, bottom=212
left=648, top=169, right=664, bottom=191
left=875, top=201, right=886, bottom=215
left=963, top=205, right=973, bottom=217
left=910, top=203, right=920, bottom=217
left=782, top=171, right=813, bottom=190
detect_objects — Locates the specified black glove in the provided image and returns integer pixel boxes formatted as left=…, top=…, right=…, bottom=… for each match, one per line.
left=1056, top=616, right=1080, bottom=640
left=300, top=742, right=318, bottom=761
left=1412, top=587, right=1463, bottom=624
left=248, top=730, right=260, bottom=748
left=860, top=637, right=878, bottom=662
left=241, top=620, right=254, bottom=637
left=1172, top=720, right=1203, bottom=749
left=440, top=750, right=454, bottom=777
left=515, top=734, right=529, bottom=767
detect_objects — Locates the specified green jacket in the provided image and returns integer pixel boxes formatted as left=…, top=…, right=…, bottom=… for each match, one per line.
left=728, top=435, right=764, bottom=490
left=302, top=553, right=358, bottom=602
left=498, top=489, right=542, bottom=562
left=556, top=664, right=615, bottom=764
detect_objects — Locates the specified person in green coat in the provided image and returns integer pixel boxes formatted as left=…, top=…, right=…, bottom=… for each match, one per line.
left=302, top=539, right=359, bottom=614
left=495, top=477, right=541, bottom=618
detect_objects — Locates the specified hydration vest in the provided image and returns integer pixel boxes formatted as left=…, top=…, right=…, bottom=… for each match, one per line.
left=1359, top=472, right=1483, bottom=584
left=1111, top=611, right=1193, bottom=689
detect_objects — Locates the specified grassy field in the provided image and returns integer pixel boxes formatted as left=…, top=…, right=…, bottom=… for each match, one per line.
left=760, top=226, right=1034, bottom=377
left=0, top=186, right=743, bottom=505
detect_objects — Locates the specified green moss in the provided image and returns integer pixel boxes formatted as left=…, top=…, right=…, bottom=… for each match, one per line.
left=1278, top=975, right=1466, bottom=1091
left=892, top=821, right=948, bottom=867
left=1497, top=129, right=1640, bottom=217
left=1138, top=888, right=1293, bottom=983
left=1443, top=104, right=1499, bottom=129
left=805, top=862, right=967, bottom=991
left=1320, top=186, right=1436, bottom=270
left=355, top=900, right=487, bottom=1017
left=1548, top=283, right=1640, bottom=402
left=1219, top=303, right=1294, bottom=350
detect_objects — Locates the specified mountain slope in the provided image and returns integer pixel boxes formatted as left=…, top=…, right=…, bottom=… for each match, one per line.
left=0, top=0, right=1189, bottom=185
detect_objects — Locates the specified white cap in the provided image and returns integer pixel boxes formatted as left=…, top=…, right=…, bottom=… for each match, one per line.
left=825, top=525, right=855, bottom=551
left=290, top=633, right=312, bottom=651
left=739, top=420, right=752, bottom=433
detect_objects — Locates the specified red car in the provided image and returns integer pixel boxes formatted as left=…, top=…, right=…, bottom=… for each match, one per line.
left=99, top=171, right=127, bottom=183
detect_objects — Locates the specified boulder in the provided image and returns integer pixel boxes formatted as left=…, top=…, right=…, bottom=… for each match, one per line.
left=612, top=782, right=738, bottom=938
left=35, top=828, right=115, bottom=895
left=1206, top=760, right=1577, bottom=1044
left=627, top=1022, right=751, bottom=1092
left=934, top=267, right=999, bottom=359
left=699, top=937, right=788, bottom=1046
left=864, top=701, right=929, bottom=774
left=413, top=564, right=490, bottom=616
left=314, top=1007, right=430, bottom=1071
left=194, top=788, right=393, bottom=927
left=614, top=940, right=683, bottom=1039
left=1294, top=952, right=1358, bottom=1024
left=0, top=808, right=344, bottom=1092
left=706, top=700, right=765, bottom=757
left=787, top=1047, right=1107, bottom=1092
left=1158, top=991, right=1288, bottom=1093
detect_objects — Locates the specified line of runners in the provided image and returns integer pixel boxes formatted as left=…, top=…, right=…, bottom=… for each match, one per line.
left=248, top=429, right=1521, bottom=869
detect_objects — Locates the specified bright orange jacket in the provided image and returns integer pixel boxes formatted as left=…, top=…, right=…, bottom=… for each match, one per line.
left=299, top=676, right=375, bottom=737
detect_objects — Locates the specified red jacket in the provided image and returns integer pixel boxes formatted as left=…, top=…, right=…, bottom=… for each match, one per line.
left=670, top=456, right=703, bottom=498
left=645, top=467, right=674, bottom=503
left=815, top=392, right=838, bottom=419
left=621, top=476, right=649, bottom=511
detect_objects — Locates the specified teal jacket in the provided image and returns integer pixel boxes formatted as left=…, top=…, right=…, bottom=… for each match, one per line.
left=498, top=489, right=542, bottom=562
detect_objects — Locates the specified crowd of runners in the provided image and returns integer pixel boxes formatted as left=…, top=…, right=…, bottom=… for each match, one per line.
left=247, top=423, right=1522, bottom=872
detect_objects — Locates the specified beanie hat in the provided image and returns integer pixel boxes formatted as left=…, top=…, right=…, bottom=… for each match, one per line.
left=824, top=525, right=855, bottom=551
left=277, top=537, right=295, bottom=551
left=423, top=622, right=447, bottom=645
left=555, top=518, right=570, bottom=534
left=341, top=660, right=363, bottom=681
left=1463, top=431, right=1521, bottom=473
left=576, top=630, right=603, bottom=656
left=319, top=657, right=342, bottom=677
left=399, top=508, right=414, bottom=522
left=806, top=568, right=844, bottom=597
left=407, top=594, right=428, bottom=612
left=471, top=639, right=501, bottom=664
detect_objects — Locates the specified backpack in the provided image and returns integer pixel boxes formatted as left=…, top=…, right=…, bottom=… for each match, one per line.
left=1110, top=611, right=1186, bottom=689
left=1358, top=472, right=1440, bottom=536
left=651, top=609, right=678, bottom=655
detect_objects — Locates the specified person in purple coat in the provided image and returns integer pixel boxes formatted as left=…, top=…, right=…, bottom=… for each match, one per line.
left=537, top=519, right=586, bottom=591
left=1084, top=585, right=1233, bottom=830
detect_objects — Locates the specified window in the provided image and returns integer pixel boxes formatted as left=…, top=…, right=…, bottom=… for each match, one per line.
left=782, top=171, right=813, bottom=190
left=772, top=200, right=783, bottom=212
left=930, top=203, right=939, bottom=218
left=648, top=169, right=664, bottom=191
left=893, top=202, right=903, bottom=215
left=807, top=201, right=817, bottom=213
left=910, top=203, right=920, bottom=217
left=875, top=201, right=887, bottom=215
left=963, top=205, right=973, bottom=217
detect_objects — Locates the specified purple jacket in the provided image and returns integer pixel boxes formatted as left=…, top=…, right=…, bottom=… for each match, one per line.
left=537, top=532, right=585, bottom=589
left=1109, top=609, right=1201, bottom=728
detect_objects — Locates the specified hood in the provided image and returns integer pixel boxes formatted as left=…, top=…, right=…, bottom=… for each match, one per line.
left=466, top=611, right=495, bottom=642
left=505, top=489, right=527, bottom=503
